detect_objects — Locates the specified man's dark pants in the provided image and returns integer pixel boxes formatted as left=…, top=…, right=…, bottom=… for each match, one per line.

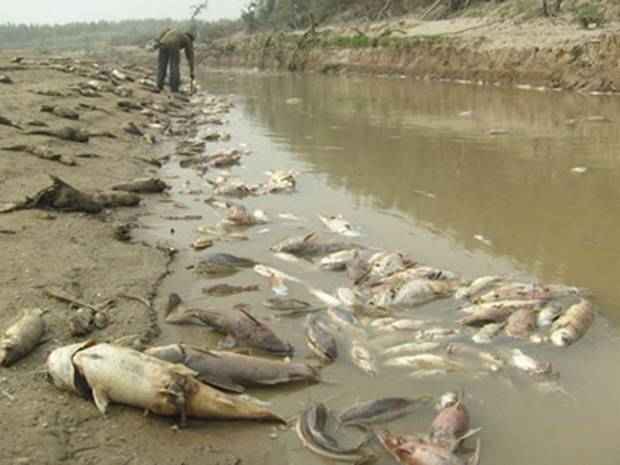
left=157, top=47, right=181, bottom=92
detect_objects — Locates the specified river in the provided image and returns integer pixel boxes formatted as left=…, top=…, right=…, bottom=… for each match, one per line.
left=138, top=69, right=620, bottom=464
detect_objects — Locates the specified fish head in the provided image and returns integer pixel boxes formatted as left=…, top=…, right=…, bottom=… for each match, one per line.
left=46, top=340, right=96, bottom=392
left=551, top=328, right=574, bottom=347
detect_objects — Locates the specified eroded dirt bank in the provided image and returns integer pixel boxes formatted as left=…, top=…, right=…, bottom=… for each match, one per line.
left=203, top=16, right=620, bottom=92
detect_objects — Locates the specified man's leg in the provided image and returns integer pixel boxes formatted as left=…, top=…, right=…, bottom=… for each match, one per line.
left=169, top=49, right=181, bottom=92
left=157, top=49, right=169, bottom=90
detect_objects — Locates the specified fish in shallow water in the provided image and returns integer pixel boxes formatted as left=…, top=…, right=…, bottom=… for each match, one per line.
left=296, top=401, right=375, bottom=462
left=338, top=396, right=433, bottom=426
left=144, top=343, right=319, bottom=393
left=305, top=315, right=338, bottom=362
left=46, top=341, right=283, bottom=423
left=550, top=299, right=595, bottom=347
left=166, top=305, right=294, bottom=356
left=318, top=213, right=361, bottom=237
left=429, top=393, right=474, bottom=452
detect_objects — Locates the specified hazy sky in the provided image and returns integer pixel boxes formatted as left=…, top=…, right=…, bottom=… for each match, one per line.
left=1, top=0, right=250, bottom=25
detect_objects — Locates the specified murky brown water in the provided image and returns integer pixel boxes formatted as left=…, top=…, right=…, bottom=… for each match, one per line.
left=138, top=70, right=620, bottom=464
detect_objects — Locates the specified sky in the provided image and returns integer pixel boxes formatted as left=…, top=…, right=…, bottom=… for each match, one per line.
left=1, top=0, right=250, bottom=25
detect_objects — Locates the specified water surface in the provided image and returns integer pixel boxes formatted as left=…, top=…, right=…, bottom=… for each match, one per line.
left=140, top=70, right=620, bottom=464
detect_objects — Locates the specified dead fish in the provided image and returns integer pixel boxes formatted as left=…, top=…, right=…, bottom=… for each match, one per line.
left=274, top=233, right=362, bottom=258
left=225, top=202, right=268, bottom=225
left=40, top=104, right=79, bottom=120
left=455, top=276, right=509, bottom=301
left=0, top=115, right=22, bottom=129
left=0, top=308, right=45, bottom=366
left=306, top=315, right=338, bottom=361
left=429, top=397, right=471, bottom=452
left=167, top=306, right=294, bottom=356
left=6, top=175, right=102, bottom=214
left=92, top=190, right=141, bottom=207
left=204, top=253, right=257, bottom=268
left=537, top=304, right=563, bottom=327
left=308, top=287, right=342, bottom=307
left=550, top=299, right=595, bottom=347
left=504, top=308, right=537, bottom=338
left=385, top=353, right=455, bottom=370
left=145, top=344, right=318, bottom=393
left=296, top=402, right=374, bottom=462
left=192, top=260, right=239, bottom=278
left=202, top=284, right=259, bottom=297
left=27, top=126, right=89, bottom=142
left=471, top=322, right=505, bottom=344
left=263, top=297, right=311, bottom=310
left=346, top=253, right=371, bottom=284
left=458, top=303, right=520, bottom=327
left=376, top=429, right=481, bottom=465
left=370, top=279, right=465, bottom=308
left=318, top=213, right=361, bottom=237
left=47, top=341, right=283, bottom=423
left=509, top=348, right=552, bottom=376
left=338, top=396, right=433, bottom=426
left=122, top=120, right=143, bottom=136
left=318, top=249, right=360, bottom=271
left=267, top=170, right=297, bottom=192
left=384, top=341, right=448, bottom=357
left=109, top=177, right=168, bottom=193
left=254, top=264, right=302, bottom=295
left=350, top=341, right=376, bottom=374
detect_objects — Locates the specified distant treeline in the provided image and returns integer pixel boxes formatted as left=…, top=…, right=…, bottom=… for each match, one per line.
left=0, top=18, right=244, bottom=51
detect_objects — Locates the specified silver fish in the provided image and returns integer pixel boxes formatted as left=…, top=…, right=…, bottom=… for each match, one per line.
left=471, top=322, right=505, bottom=344
left=504, top=308, right=537, bottom=338
left=306, top=316, right=337, bottom=361
left=0, top=308, right=45, bottom=366
left=550, top=299, right=595, bottom=347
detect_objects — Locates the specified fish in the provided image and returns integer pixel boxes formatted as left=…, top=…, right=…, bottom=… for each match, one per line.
left=317, top=249, right=360, bottom=271
left=144, top=344, right=319, bottom=393
left=306, top=315, right=338, bottom=361
left=266, top=170, right=297, bottom=192
left=203, top=252, right=258, bottom=268
left=550, top=299, right=595, bottom=347
left=254, top=264, right=302, bottom=296
left=369, top=279, right=466, bottom=308
left=308, top=287, right=342, bottom=307
left=47, top=341, right=284, bottom=423
left=262, top=297, right=311, bottom=310
left=504, top=308, right=537, bottom=338
left=537, top=304, right=563, bottom=327
left=383, top=342, right=448, bottom=357
left=509, top=348, right=552, bottom=376
left=338, top=396, right=433, bottom=426
left=376, top=429, right=481, bottom=465
left=296, top=402, right=374, bottom=462
left=92, top=190, right=141, bottom=207
left=458, top=304, right=517, bottom=327
left=350, top=341, right=376, bottom=374
left=202, top=284, right=260, bottom=297
left=429, top=397, right=472, bottom=452
left=27, top=126, right=89, bottom=142
left=166, top=306, right=294, bottom=356
left=318, top=213, right=361, bottom=237
left=109, top=177, right=169, bottom=193
left=327, top=308, right=362, bottom=329
left=454, top=276, right=509, bottom=301
left=471, top=322, right=505, bottom=344
left=40, top=104, right=79, bottom=120
left=0, top=308, right=45, bottom=366
left=385, top=353, right=455, bottom=369
left=273, top=233, right=362, bottom=258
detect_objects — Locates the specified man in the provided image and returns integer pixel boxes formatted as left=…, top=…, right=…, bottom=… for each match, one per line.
left=154, top=28, right=195, bottom=92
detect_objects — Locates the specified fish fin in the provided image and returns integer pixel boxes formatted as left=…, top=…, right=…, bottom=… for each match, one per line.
left=197, top=374, right=245, bottom=393
left=92, top=385, right=110, bottom=415
left=459, top=427, right=482, bottom=442
left=468, top=438, right=481, bottom=465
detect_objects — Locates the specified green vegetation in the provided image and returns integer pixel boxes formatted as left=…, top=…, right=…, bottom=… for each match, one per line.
left=569, top=0, right=606, bottom=26
left=0, top=18, right=244, bottom=51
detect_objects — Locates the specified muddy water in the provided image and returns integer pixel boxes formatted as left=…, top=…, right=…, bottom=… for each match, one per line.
left=138, top=71, right=620, bottom=464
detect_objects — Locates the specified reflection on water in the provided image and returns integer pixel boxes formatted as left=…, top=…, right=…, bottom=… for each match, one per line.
left=142, top=69, right=620, bottom=464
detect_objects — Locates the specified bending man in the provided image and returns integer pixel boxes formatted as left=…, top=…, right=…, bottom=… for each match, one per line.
left=155, top=28, right=195, bottom=92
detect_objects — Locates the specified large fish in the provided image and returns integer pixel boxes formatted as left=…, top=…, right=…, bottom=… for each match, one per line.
left=369, top=279, right=465, bottom=308
left=376, top=429, right=481, bottom=465
left=272, top=233, right=363, bottom=258
left=550, top=299, right=595, bottom=347
left=429, top=394, right=472, bottom=452
left=166, top=306, right=294, bottom=356
left=144, top=344, right=318, bottom=393
left=47, top=341, right=284, bottom=423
